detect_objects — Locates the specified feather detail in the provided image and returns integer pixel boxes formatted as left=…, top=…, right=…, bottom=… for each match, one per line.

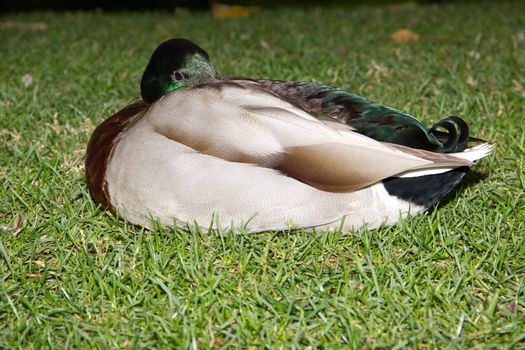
left=450, top=143, right=495, bottom=162
left=85, top=100, right=148, bottom=212
left=146, top=82, right=476, bottom=192
left=251, top=79, right=473, bottom=153
left=279, top=143, right=426, bottom=192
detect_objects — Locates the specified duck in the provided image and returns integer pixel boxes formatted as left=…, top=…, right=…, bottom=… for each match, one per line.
left=85, top=38, right=494, bottom=233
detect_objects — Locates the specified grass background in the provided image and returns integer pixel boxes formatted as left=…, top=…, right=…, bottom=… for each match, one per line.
left=1, top=1, right=524, bottom=348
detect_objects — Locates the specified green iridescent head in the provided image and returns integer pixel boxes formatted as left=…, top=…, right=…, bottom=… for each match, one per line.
left=140, top=38, right=219, bottom=103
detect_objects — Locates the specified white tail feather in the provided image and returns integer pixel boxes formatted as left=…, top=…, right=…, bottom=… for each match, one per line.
left=450, top=143, right=495, bottom=162
left=396, top=143, right=494, bottom=178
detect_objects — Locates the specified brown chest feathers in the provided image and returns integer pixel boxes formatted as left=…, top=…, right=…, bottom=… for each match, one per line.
left=85, top=100, right=148, bottom=213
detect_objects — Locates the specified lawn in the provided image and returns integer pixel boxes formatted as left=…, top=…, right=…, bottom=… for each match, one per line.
left=1, top=1, right=524, bottom=348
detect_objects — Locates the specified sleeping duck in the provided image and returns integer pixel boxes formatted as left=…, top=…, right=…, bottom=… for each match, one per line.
left=85, top=38, right=493, bottom=232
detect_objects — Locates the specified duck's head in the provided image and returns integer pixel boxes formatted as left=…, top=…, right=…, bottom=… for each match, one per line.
left=140, top=38, right=219, bottom=103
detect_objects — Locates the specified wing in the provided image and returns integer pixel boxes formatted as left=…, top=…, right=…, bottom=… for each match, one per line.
left=146, top=81, right=472, bottom=192
left=251, top=79, right=471, bottom=153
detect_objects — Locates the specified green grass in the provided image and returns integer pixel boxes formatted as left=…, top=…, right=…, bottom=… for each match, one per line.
left=1, top=1, right=524, bottom=348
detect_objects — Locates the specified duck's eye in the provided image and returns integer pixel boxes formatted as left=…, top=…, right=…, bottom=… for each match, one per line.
left=173, top=71, right=185, bottom=81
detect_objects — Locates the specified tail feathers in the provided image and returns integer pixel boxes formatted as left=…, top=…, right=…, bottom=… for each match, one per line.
left=429, top=116, right=469, bottom=151
left=383, top=167, right=470, bottom=208
left=384, top=142, right=494, bottom=208
left=396, top=142, right=494, bottom=178
left=450, top=143, right=495, bottom=162
left=254, top=79, right=486, bottom=155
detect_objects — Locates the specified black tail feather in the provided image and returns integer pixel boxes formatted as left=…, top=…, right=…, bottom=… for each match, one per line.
left=383, top=167, right=470, bottom=208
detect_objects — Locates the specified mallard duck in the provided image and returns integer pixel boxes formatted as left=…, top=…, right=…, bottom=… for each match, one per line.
left=85, top=38, right=493, bottom=232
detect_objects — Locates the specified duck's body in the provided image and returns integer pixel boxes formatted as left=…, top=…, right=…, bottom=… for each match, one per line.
left=85, top=39, right=493, bottom=232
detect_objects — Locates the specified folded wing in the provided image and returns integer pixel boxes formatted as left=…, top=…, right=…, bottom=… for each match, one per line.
left=148, top=81, right=473, bottom=192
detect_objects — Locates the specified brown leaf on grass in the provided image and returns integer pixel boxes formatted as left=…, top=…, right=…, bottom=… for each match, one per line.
left=230, top=263, right=241, bottom=273
left=0, top=21, right=47, bottom=31
left=391, top=29, right=420, bottom=42
left=0, top=213, right=26, bottom=236
left=211, top=2, right=261, bottom=18
left=508, top=301, right=516, bottom=314
left=208, top=318, right=225, bottom=348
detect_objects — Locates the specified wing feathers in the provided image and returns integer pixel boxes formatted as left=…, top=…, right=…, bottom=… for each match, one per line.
left=280, top=143, right=423, bottom=191
left=147, top=82, right=480, bottom=193
left=387, top=143, right=473, bottom=167
left=279, top=142, right=472, bottom=192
